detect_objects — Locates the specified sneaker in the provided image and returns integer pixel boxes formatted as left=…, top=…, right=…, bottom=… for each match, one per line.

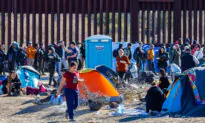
left=69, top=119, right=76, bottom=122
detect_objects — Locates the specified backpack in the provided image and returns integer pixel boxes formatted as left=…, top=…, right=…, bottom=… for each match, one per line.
left=139, top=71, right=156, bottom=84
left=54, top=53, right=61, bottom=62
left=113, top=49, right=118, bottom=58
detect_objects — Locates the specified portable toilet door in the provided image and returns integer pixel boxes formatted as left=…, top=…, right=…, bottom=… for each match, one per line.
left=85, top=35, right=112, bottom=69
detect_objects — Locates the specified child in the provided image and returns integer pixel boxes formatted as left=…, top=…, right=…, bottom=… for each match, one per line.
left=158, top=68, right=171, bottom=90
left=8, top=70, right=22, bottom=96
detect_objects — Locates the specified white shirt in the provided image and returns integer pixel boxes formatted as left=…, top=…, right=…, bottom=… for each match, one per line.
left=194, top=50, right=203, bottom=60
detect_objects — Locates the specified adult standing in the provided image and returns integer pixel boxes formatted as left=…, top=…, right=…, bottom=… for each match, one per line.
left=124, top=43, right=132, bottom=60
left=36, top=43, right=46, bottom=75
left=0, top=44, right=6, bottom=75
left=7, top=42, right=18, bottom=72
left=171, top=44, right=181, bottom=67
left=157, top=47, right=169, bottom=71
left=56, top=40, right=69, bottom=72
left=26, top=42, right=37, bottom=66
left=76, top=43, right=82, bottom=70
left=147, top=44, right=155, bottom=72
left=67, top=42, right=78, bottom=64
left=34, top=44, right=39, bottom=69
left=56, top=62, right=83, bottom=122
left=17, top=43, right=27, bottom=67
left=181, top=48, right=199, bottom=71
left=133, top=42, right=146, bottom=71
left=47, top=47, right=58, bottom=87
left=116, top=49, right=130, bottom=85
left=193, top=44, right=203, bottom=64
left=80, top=43, right=85, bottom=69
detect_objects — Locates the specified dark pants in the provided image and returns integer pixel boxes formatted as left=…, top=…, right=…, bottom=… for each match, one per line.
left=147, top=60, right=154, bottom=72
left=38, top=60, right=45, bottom=74
left=118, top=72, right=125, bottom=80
left=0, top=63, right=5, bottom=75
left=64, top=88, right=78, bottom=120
left=48, top=67, right=57, bottom=86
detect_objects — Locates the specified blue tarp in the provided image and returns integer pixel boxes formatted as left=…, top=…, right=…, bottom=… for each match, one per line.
left=16, top=66, right=40, bottom=88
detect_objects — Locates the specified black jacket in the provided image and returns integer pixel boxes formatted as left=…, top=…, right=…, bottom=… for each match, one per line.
left=159, top=76, right=170, bottom=90
left=181, top=53, right=196, bottom=71
left=17, top=49, right=27, bottom=62
left=55, top=46, right=68, bottom=59
left=0, top=49, right=6, bottom=64
left=6, top=46, right=18, bottom=63
left=80, top=45, right=85, bottom=59
left=157, top=52, right=169, bottom=69
left=145, top=86, right=165, bottom=112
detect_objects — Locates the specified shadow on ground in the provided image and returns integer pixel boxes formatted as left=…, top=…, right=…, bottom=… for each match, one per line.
left=13, top=104, right=51, bottom=115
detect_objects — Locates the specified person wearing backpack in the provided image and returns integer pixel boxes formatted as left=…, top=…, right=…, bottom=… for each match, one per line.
left=113, top=44, right=123, bottom=58
left=47, top=47, right=58, bottom=87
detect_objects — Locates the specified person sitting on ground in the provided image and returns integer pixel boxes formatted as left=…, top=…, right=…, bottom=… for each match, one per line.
left=116, top=49, right=130, bottom=87
left=158, top=68, right=171, bottom=91
left=145, top=81, right=165, bottom=113
left=7, top=70, right=22, bottom=96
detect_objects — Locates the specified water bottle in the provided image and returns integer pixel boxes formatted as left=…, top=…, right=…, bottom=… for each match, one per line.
left=117, top=102, right=124, bottom=114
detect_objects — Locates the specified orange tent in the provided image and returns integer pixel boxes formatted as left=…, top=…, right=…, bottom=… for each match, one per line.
left=78, top=69, right=119, bottom=98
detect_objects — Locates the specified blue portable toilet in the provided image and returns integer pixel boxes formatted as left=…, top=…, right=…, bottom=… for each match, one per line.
left=85, top=35, right=112, bottom=69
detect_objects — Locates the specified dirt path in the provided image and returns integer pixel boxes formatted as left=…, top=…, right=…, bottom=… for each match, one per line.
left=0, top=96, right=205, bottom=123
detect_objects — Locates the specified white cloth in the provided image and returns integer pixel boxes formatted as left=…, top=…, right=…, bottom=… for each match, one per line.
left=76, top=46, right=81, bottom=60
left=193, top=56, right=200, bottom=65
left=62, top=48, right=65, bottom=60
left=194, top=50, right=203, bottom=60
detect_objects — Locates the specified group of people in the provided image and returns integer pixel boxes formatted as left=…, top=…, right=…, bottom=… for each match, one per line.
left=0, top=40, right=86, bottom=122
left=114, top=38, right=205, bottom=82
left=0, top=41, right=85, bottom=87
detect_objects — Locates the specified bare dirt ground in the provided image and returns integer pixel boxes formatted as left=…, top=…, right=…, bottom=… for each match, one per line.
left=0, top=75, right=205, bottom=123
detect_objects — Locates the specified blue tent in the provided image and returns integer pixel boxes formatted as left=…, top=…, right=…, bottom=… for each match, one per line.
left=162, top=67, right=205, bottom=116
left=17, top=66, right=40, bottom=88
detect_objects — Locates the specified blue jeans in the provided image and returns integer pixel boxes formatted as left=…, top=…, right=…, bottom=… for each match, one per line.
left=147, top=60, right=154, bottom=72
left=64, top=88, right=78, bottom=119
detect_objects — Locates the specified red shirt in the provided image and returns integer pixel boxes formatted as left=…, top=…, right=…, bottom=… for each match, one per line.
left=63, top=71, right=79, bottom=90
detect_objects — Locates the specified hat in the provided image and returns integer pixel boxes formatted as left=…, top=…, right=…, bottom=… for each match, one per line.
left=174, top=41, right=179, bottom=45
left=28, top=41, right=32, bottom=44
